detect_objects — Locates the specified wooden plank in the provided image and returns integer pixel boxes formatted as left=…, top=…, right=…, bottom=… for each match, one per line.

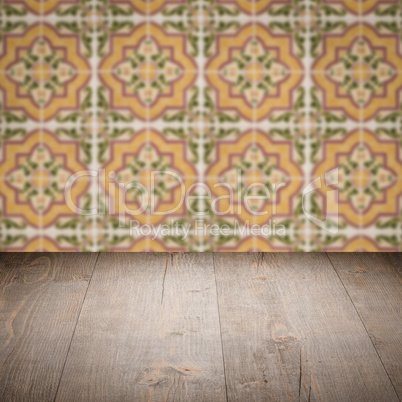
left=214, top=252, right=399, bottom=402
left=55, top=253, right=226, bottom=402
left=327, top=252, right=402, bottom=398
left=385, top=253, right=402, bottom=275
left=0, top=252, right=98, bottom=402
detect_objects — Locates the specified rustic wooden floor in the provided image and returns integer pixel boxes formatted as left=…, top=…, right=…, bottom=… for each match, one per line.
left=0, top=253, right=400, bottom=402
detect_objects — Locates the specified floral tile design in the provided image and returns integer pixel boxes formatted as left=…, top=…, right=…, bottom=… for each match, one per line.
left=0, top=24, right=91, bottom=124
left=312, top=23, right=402, bottom=122
left=0, top=0, right=401, bottom=251
left=205, top=23, right=304, bottom=122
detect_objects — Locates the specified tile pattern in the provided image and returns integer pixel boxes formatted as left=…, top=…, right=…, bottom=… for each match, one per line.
left=0, top=0, right=401, bottom=251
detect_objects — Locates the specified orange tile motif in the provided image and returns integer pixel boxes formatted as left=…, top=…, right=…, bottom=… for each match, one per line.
left=206, top=131, right=302, bottom=225
left=206, top=24, right=303, bottom=121
left=313, top=24, right=402, bottom=121
left=313, top=130, right=402, bottom=227
left=102, top=129, right=196, bottom=225
left=0, top=24, right=90, bottom=121
left=323, top=0, right=398, bottom=15
left=3, top=0, right=79, bottom=15
left=0, top=0, right=400, bottom=251
left=215, top=0, right=290, bottom=15
left=99, top=23, right=196, bottom=121
left=0, top=131, right=89, bottom=228
left=103, top=0, right=187, bottom=15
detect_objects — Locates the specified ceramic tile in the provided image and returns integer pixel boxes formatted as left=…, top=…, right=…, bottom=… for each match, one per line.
left=0, top=0, right=401, bottom=251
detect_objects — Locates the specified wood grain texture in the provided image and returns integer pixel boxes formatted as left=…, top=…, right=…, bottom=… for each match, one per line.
left=385, top=253, right=402, bottom=275
left=327, top=252, right=402, bottom=398
left=214, top=252, right=399, bottom=402
left=0, top=252, right=98, bottom=402
left=55, top=253, right=226, bottom=402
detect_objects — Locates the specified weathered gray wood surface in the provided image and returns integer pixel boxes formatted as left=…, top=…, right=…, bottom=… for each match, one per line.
left=327, top=252, right=402, bottom=399
left=0, top=253, right=98, bottom=401
left=0, top=252, right=400, bottom=401
left=55, top=253, right=226, bottom=402
left=386, top=252, right=402, bottom=275
left=214, top=253, right=399, bottom=401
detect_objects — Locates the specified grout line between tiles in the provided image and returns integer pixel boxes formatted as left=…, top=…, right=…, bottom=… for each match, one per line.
left=91, top=0, right=99, bottom=252
left=304, top=0, right=312, bottom=251
left=38, top=4, right=44, bottom=250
